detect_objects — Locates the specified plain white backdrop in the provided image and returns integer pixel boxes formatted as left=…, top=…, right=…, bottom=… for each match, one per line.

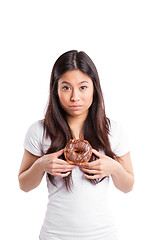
left=0, top=0, right=160, bottom=239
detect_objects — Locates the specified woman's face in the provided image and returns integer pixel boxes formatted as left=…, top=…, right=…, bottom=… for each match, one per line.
left=57, top=70, right=94, bottom=119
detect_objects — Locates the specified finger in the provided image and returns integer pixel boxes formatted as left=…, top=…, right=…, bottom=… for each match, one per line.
left=92, top=149, right=104, bottom=158
left=83, top=173, right=100, bottom=179
left=81, top=168, right=98, bottom=174
left=54, top=171, right=71, bottom=178
left=53, top=165, right=76, bottom=172
left=55, top=148, right=64, bottom=157
left=82, top=159, right=101, bottom=169
left=53, top=158, right=71, bottom=165
left=47, top=149, right=64, bottom=159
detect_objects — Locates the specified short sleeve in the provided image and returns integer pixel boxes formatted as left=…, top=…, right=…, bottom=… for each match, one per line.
left=109, top=120, right=130, bottom=157
left=23, top=120, right=44, bottom=156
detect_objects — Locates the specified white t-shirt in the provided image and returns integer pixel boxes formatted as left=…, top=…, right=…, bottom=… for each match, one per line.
left=23, top=119, right=129, bottom=240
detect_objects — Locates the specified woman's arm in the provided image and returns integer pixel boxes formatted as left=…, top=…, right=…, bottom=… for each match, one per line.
left=18, top=149, right=76, bottom=192
left=80, top=149, right=134, bottom=193
left=111, top=152, right=134, bottom=193
left=18, top=149, right=45, bottom=192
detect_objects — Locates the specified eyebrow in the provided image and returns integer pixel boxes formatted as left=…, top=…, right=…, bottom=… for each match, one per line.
left=60, top=80, right=89, bottom=85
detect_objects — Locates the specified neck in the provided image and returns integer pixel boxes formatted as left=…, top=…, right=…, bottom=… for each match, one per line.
left=67, top=114, right=87, bottom=139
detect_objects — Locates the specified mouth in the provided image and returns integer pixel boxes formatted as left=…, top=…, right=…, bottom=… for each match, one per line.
left=69, top=105, right=83, bottom=110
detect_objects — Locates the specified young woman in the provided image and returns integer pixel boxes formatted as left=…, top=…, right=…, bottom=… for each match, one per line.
left=18, top=50, right=134, bottom=240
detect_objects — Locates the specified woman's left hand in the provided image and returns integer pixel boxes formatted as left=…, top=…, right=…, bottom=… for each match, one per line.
left=80, top=149, right=117, bottom=179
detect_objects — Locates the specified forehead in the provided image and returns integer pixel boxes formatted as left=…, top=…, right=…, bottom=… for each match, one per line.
left=59, top=70, right=92, bottom=85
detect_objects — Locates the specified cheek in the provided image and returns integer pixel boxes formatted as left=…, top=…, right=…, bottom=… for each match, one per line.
left=89, top=95, right=93, bottom=107
left=87, top=89, right=94, bottom=105
left=82, top=93, right=93, bottom=109
left=58, top=91, right=70, bottom=110
left=58, top=94, right=67, bottom=105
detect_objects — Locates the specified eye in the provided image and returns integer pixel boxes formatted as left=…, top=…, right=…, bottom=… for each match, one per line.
left=62, top=86, right=71, bottom=91
left=80, top=86, right=88, bottom=90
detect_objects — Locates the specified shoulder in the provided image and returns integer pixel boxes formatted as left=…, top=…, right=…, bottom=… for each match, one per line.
left=109, top=119, right=124, bottom=136
left=27, top=119, right=44, bottom=132
left=23, top=119, right=45, bottom=156
left=108, top=119, right=130, bottom=157
left=25, top=119, right=45, bottom=142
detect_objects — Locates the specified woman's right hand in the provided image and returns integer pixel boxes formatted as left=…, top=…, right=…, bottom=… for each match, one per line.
left=38, top=149, right=76, bottom=177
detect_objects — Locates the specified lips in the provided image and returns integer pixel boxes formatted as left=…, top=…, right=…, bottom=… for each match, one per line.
left=69, top=105, right=83, bottom=110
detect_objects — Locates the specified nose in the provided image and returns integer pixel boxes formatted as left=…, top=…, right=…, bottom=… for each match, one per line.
left=70, top=89, right=80, bottom=102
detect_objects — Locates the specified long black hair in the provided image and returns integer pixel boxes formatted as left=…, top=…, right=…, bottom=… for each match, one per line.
left=44, top=50, right=117, bottom=191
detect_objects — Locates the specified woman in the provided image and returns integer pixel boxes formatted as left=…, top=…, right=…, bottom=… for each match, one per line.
left=18, top=50, right=134, bottom=240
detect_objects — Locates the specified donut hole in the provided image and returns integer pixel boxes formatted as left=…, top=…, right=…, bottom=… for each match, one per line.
left=64, top=139, right=92, bottom=165
left=74, top=149, right=82, bottom=154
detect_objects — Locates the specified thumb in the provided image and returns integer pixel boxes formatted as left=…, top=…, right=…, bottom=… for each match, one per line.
left=92, top=148, right=104, bottom=158
left=55, top=148, right=64, bottom=157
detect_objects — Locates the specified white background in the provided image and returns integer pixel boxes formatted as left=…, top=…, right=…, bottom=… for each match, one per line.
left=0, top=0, right=160, bottom=239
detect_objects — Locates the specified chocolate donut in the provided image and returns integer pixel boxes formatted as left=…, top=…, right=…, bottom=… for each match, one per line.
left=64, top=139, right=92, bottom=165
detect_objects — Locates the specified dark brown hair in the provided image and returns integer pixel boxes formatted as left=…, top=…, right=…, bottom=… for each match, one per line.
left=44, top=50, right=117, bottom=191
